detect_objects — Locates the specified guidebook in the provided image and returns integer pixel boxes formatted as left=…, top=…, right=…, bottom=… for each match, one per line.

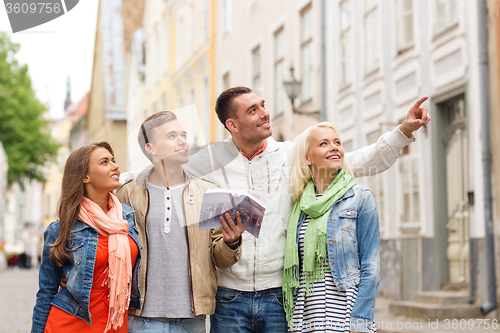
left=198, top=188, right=265, bottom=238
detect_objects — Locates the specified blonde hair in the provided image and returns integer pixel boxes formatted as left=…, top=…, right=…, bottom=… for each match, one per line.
left=289, top=122, right=352, bottom=201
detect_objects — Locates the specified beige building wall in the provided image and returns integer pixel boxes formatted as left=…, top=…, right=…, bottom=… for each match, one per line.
left=87, top=8, right=128, bottom=170
left=136, top=0, right=217, bottom=148
left=488, top=0, right=500, bottom=231
left=87, top=9, right=127, bottom=166
left=215, top=0, right=320, bottom=142
left=87, top=0, right=144, bottom=172
left=487, top=0, right=500, bottom=302
left=0, top=142, right=7, bottom=257
left=42, top=118, right=73, bottom=228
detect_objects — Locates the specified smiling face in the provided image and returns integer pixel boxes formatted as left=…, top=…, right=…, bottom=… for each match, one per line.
left=227, top=93, right=272, bottom=145
left=146, top=119, right=189, bottom=165
left=83, top=147, right=121, bottom=193
left=306, top=127, right=344, bottom=175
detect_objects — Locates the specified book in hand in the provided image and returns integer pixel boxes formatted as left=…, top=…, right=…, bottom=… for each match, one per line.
left=198, top=188, right=265, bottom=238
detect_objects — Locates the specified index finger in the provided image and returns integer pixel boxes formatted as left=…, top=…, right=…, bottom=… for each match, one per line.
left=222, top=212, right=236, bottom=228
left=412, top=96, right=429, bottom=109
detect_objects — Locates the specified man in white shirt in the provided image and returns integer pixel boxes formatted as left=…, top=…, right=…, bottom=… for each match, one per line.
left=184, top=86, right=431, bottom=333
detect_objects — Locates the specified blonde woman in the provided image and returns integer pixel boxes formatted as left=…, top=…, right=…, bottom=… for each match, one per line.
left=283, top=123, right=379, bottom=333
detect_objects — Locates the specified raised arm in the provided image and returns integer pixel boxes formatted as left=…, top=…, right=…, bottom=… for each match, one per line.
left=345, top=96, right=430, bottom=178
left=184, top=141, right=240, bottom=179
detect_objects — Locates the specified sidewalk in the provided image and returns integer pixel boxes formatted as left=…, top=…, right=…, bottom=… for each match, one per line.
left=0, top=268, right=38, bottom=333
left=375, top=297, right=500, bottom=333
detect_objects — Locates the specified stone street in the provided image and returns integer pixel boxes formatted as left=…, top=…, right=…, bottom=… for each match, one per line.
left=1, top=266, right=500, bottom=333
left=0, top=268, right=38, bottom=333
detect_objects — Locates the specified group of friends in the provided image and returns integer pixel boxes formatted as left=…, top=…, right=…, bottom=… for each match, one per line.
left=31, top=86, right=430, bottom=333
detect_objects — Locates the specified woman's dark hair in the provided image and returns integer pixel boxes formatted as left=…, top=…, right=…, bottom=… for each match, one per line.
left=49, top=142, right=114, bottom=266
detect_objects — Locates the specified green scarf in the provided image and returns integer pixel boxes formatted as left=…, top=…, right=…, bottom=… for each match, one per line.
left=282, top=169, right=356, bottom=327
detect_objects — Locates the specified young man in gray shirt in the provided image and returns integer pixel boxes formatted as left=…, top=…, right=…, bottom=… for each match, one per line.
left=117, top=111, right=244, bottom=333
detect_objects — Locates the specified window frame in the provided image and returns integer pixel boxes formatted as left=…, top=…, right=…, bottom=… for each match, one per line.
left=363, top=0, right=380, bottom=75
left=339, top=0, right=352, bottom=88
left=274, top=26, right=286, bottom=117
left=252, top=45, right=262, bottom=97
left=433, top=0, right=459, bottom=35
left=395, top=0, right=415, bottom=53
left=300, top=3, right=314, bottom=103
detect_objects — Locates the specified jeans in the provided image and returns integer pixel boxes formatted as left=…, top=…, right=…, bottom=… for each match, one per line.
left=210, top=287, right=287, bottom=333
left=128, top=316, right=206, bottom=333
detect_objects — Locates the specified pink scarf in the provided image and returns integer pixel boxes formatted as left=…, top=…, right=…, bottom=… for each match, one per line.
left=78, top=193, right=132, bottom=332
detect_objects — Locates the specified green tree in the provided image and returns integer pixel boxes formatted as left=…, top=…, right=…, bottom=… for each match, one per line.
left=0, top=32, right=59, bottom=186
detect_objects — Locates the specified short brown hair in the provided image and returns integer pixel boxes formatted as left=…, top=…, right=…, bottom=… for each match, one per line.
left=215, top=86, right=252, bottom=131
left=138, top=111, right=178, bottom=160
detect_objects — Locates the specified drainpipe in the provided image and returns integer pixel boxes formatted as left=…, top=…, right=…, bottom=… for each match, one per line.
left=477, top=0, right=497, bottom=315
left=320, top=0, right=326, bottom=122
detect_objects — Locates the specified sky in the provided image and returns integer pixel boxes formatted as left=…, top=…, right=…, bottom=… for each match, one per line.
left=0, top=0, right=99, bottom=119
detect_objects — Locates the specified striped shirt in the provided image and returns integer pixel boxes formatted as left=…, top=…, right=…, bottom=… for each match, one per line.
left=291, top=211, right=375, bottom=333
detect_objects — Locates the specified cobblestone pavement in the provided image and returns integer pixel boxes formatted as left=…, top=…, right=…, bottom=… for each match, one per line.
left=375, top=297, right=500, bottom=333
left=0, top=268, right=38, bottom=333
left=2, top=267, right=499, bottom=333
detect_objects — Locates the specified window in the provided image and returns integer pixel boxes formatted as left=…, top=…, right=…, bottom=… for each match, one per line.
left=221, top=72, right=231, bottom=138
left=176, top=11, right=185, bottom=68
left=146, top=39, right=153, bottom=90
left=366, top=131, right=385, bottom=230
left=342, top=139, right=353, bottom=153
left=366, top=131, right=386, bottom=231
left=301, top=4, right=313, bottom=102
left=201, top=77, right=210, bottom=142
left=339, top=0, right=352, bottom=87
left=364, top=0, right=379, bottom=74
left=188, top=1, right=195, bottom=54
left=45, top=192, right=51, bottom=218
left=274, top=27, right=285, bottom=116
left=435, top=0, right=458, bottom=33
left=252, top=46, right=262, bottom=97
left=153, top=101, right=160, bottom=113
left=396, top=0, right=414, bottom=51
left=163, top=20, right=169, bottom=74
left=189, top=88, right=196, bottom=106
left=189, top=87, right=196, bottom=145
left=249, top=0, right=259, bottom=9
left=177, top=95, right=185, bottom=125
left=155, top=27, right=161, bottom=82
left=223, top=0, right=232, bottom=34
left=162, top=93, right=167, bottom=110
left=400, top=152, right=420, bottom=226
left=223, top=71, right=230, bottom=90
left=201, top=0, right=210, bottom=42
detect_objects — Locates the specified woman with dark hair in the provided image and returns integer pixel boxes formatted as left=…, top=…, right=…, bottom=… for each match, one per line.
left=31, top=142, right=141, bottom=333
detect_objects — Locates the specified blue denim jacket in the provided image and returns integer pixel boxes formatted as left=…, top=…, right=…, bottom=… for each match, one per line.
left=297, top=186, right=380, bottom=333
left=31, top=204, right=141, bottom=333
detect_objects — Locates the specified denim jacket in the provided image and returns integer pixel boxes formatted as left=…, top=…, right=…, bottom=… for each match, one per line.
left=31, top=204, right=141, bottom=333
left=296, top=186, right=380, bottom=333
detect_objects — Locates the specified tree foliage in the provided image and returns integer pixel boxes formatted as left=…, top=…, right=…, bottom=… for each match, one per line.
left=0, top=32, right=59, bottom=186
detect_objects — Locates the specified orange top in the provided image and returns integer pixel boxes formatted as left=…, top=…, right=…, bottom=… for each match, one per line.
left=45, top=235, right=138, bottom=333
